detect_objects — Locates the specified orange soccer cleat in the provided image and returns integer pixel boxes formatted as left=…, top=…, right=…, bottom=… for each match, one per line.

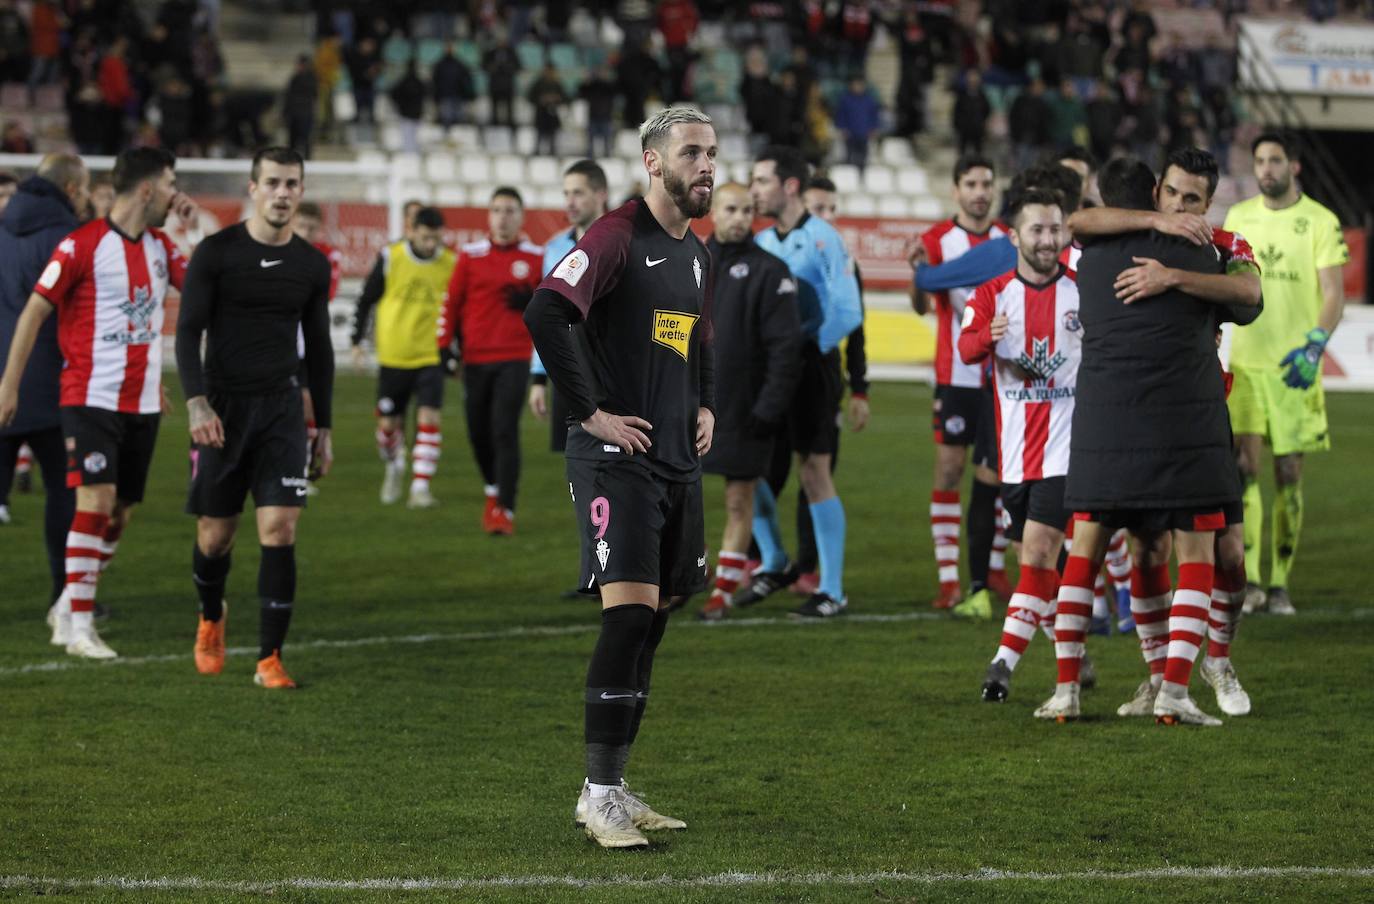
left=488, top=507, right=515, bottom=536
left=194, top=603, right=227, bottom=675
left=254, top=649, right=297, bottom=689
left=931, top=583, right=962, bottom=609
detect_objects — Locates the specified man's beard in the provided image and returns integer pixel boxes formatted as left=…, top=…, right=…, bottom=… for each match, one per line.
left=1023, top=246, right=1059, bottom=275
left=664, top=167, right=711, bottom=219
left=1260, top=173, right=1291, bottom=199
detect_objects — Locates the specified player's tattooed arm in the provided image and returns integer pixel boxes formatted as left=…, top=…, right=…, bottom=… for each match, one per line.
left=186, top=396, right=225, bottom=448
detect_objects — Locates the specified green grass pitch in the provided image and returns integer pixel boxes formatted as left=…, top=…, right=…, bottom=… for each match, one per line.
left=1, top=377, right=1371, bottom=902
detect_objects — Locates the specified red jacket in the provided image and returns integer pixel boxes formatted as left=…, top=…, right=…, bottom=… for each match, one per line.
left=441, top=238, right=543, bottom=365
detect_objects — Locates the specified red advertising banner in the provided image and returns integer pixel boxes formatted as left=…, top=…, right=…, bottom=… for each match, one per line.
left=170, top=198, right=1368, bottom=300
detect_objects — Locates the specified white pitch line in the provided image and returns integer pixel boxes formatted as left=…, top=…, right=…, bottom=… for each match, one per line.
left=0, top=611, right=947, bottom=677
left=4, top=606, right=1369, bottom=679
left=2, top=865, right=1372, bottom=893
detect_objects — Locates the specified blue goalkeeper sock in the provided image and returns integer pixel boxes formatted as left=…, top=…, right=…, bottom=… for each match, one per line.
left=752, top=481, right=788, bottom=572
left=810, top=496, right=846, bottom=600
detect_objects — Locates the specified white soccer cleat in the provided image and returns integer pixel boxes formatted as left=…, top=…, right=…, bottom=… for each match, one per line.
left=1033, top=683, right=1080, bottom=722
left=1266, top=587, right=1296, bottom=616
left=575, top=780, right=686, bottom=831
left=1153, top=688, right=1223, bottom=726
left=1241, top=582, right=1267, bottom=615
left=0, top=503, right=10, bottom=524
left=65, top=625, right=117, bottom=660
left=405, top=482, right=438, bottom=509
left=47, top=590, right=73, bottom=646
left=1116, top=679, right=1159, bottom=717
left=380, top=459, right=405, bottom=505
left=581, top=786, right=649, bottom=848
left=1200, top=658, right=1252, bottom=716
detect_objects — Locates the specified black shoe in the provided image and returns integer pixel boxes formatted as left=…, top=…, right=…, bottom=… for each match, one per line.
left=559, top=587, right=585, bottom=600
left=981, top=658, right=1011, bottom=702
left=790, top=591, right=847, bottom=618
left=93, top=602, right=110, bottom=621
left=732, top=565, right=797, bottom=608
left=1080, top=653, right=1097, bottom=690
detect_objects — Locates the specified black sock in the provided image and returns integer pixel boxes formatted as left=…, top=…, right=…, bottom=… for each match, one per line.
left=584, top=603, right=654, bottom=785
left=627, top=608, right=670, bottom=748
left=795, top=485, right=817, bottom=572
left=967, top=479, right=998, bottom=592
left=192, top=544, right=231, bottom=622
left=258, top=545, right=296, bottom=659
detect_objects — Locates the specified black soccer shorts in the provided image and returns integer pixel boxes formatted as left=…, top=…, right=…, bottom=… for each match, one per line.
left=186, top=388, right=310, bottom=517
left=1077, top=507, right=1228, bottom=534
left=376, top=364, right=445, bottom=417
left=1000, top=476, right=1070, bottom=541
left=61, top=406, right=161, bottom=502
left=567, top=457, right=709, bottom=597
left=789, top=344, right=843, bottom=457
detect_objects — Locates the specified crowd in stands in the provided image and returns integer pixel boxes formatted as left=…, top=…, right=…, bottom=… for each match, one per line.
left=0, top=0, right=1369, bottom=170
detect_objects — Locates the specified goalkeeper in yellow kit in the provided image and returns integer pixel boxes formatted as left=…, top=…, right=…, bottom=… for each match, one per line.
left=1223, top=133, right=1348, bottom=615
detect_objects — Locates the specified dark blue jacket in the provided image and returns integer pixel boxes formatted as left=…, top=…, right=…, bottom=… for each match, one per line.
left=0, top=176, right=79, bottom=435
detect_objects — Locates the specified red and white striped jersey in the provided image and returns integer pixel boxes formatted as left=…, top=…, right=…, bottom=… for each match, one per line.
left=958, top=266, right=1081, bottom=483
left=1058, top=241, right=1082, bottom=271
left=34, top=218, right=188, bottom=414
left=921, top=218, right=1008, bottom=387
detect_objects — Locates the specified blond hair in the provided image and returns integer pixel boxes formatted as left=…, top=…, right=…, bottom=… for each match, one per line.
left=639, top=105, right=713, bottom=152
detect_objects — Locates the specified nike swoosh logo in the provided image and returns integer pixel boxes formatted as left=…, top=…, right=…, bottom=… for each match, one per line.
left=600, top=692, right=635, bottom=700
left=260, top=259, right=283, bottom=268
left=645, top=256, right=667, bottom=267
left=296, top=488, right=308, bottom=496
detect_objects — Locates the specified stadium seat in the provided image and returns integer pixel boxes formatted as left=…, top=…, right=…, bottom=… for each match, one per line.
left=436, top=185, right=468, bottom=206
left=425, top=153, right=456, bottom=182
left=392, top=154, right=422, bottom=179
left=720, top=132, right=748, bottom=163
left=913, top=198, right=945, bottom=219
left=537, top=186, right=566, bottom=208
left=493, top=156, right=526, bottom=183
left=845, top=194, right=878, bottom=216
left=418, top=123, right=444, bottom=146
left=549, top=43, right=579, bottom=71
left=880, top=137, right=914, bottom=166
left=897, top=168, right=931, bottom=196
left=356, top=149, right=388, bottom=169
left=517, top=41, right=545, bottom=71
left=399, top=180, right=429, bottom=202
left=615, top=129, right=641, bottom=157
left=863, top=165, right=895, bottom=195
left=364, top=183, right=390, bottom=204
left=448, top=125, right=480, bottom=149
left=830, top=165, right=861, bottom=194
left=528, top=156, right=560, bottom=185
left=459, top=156, right=493, bottom=183
left=515, top=125, right=537, bottom=153
left=568, top=98, right=589, bottom=128
left=380, top=123, right=402, bottom=152
left=878, top=195, right=911, bottom=218
left=600, top=157, right=628, bottom=187
left=484, top=126, right=514, bottom=154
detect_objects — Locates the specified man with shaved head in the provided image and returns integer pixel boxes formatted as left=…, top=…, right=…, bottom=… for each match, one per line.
left=697, top=182, right=801, bottom=621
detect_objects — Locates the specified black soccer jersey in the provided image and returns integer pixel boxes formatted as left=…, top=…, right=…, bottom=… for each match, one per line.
left=537, top=199, right=713, bottom=481
left=175, top=222, right=335, bottom=427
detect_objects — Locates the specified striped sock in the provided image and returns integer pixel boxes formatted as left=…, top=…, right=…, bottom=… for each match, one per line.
left=15, top=442, right=32, bottom=474
left=66, top=510, right=109, bottom=632
left=1131, top=563, right=1172, bottom=678
left=1053, top=555, right=1095, bottom=684
left=411, top=424, right=441, bottom=488
left=97, top=521, right=123, bottom=573
left=1162, top=562, right=1215, bottom=692
left=376, top=425, right=403, bottom=463
left=1105, top=528, right=1131, bottom=593
left=710, top=550, right=748, bottom=607
left=994, top=565, right=1058, bottom=671
left=1092, top=572, right=1108, bottom=621
left=1207, top=561, right=1244, bottom=660
left=989, top=495, right=1009, bottom=575
left=930, top=490, right=961, bottom=595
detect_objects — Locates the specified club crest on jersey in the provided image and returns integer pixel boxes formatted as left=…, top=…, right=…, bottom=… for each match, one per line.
left=596, top=538, right=610, bottom=571
left=154, top=259, right=167, bottom=280
left=553, top=249, right=589, bottom=287
left=511, top=259, right=531, bottom=279
left=729, top=262, right=749, bottom=279
left=1013, top=338, right=1068, bottom=383
left=777, top=277, right=796, bottom=295
left=1062, top=309, right=1081, bottom=333
left=104, top=286, right=158, bottom=345
left=693, top=256, right=702, bottom=288
left=652, top=309, right=698, bottom=361
left=83, top=452, right=107, bottom=473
